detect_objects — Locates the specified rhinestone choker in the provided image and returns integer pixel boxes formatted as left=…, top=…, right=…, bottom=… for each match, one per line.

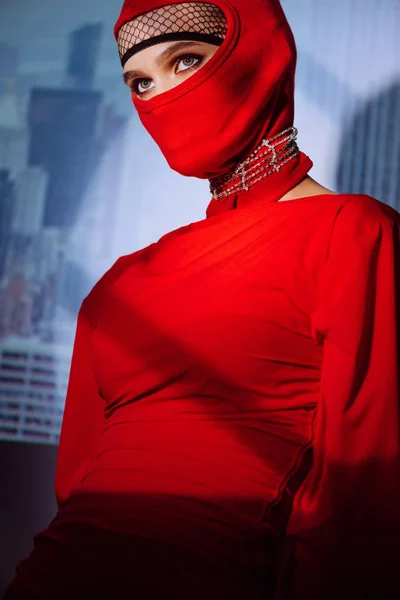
left=209, top=126, right=300, bottom=201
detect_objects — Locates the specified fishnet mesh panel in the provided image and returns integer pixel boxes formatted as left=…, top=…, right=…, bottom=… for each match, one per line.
left=117, top=3, right=228, bottom=60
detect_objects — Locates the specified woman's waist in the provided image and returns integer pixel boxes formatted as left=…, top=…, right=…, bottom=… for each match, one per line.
left=103, top=391, right=318, bottom=421
left=81, top=412, right=313, bottom=508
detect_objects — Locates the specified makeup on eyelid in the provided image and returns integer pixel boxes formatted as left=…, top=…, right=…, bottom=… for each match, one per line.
left=127, top=53, right=205, bottom=96
left=122, top=40, right=219, bottom=99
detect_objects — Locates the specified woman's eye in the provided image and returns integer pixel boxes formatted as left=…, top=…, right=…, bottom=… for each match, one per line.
left=175, top=55, right=201, bottom=73
left=129, top=54, right=203, bottom=97
left=136, top=79, right=155, bottom=94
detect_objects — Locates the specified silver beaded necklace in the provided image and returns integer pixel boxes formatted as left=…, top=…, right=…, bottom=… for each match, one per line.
left=209, top=126, right=300, bottom=201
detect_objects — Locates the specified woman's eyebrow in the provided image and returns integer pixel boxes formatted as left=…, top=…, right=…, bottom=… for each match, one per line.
left=154, top=41, right=199, bottom=66
left=123, top=69, right=144, bottom=84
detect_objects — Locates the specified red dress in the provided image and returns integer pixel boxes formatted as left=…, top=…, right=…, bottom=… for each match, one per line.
left=4, top=190, right=400, bottom=600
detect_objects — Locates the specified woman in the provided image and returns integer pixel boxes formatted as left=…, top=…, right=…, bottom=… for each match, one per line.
left=4, top=1, right=400, bottom=599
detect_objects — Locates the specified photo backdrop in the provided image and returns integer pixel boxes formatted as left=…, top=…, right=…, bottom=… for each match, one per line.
left=0, top=0, right=399, bottom=593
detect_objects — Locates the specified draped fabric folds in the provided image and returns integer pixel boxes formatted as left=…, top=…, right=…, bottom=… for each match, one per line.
left=285, top=197, right=400, bottom=600
left=4, top=193, right=400, bottom=600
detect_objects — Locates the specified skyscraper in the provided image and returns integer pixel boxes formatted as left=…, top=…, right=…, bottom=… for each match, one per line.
left=0, top=43, right=19, bottom=93
left=0, top=338, right=70, bottom=444
left=66, top=24, right=103, bottom=90
left=28, top=87, right=103, bottom=228
left=0, top=169, right=15, bottom=278
left=13, top=167, right=48, bottom=237
left=336, top=82, right=400, bottom=212
left=70, top=104, right=127, bottom=262
left=0, top=82, right=28, bottom=178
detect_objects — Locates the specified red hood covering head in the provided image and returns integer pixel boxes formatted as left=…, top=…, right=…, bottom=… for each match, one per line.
left=114, top=0, right=313, bottom=213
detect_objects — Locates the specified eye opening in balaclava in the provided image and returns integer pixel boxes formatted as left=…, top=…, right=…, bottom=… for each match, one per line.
left=117, top=2, right=229, bottom=68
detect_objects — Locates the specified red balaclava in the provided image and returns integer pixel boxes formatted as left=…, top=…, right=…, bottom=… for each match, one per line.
left=114, top=0, right=313, bottom=217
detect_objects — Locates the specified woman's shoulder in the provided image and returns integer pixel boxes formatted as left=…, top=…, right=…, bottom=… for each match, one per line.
left=321, top=192, right=400, bottom=226
left=310, top=192, right=400, bottom=273
left=80, top=243, right=156, bottom=324
left=305, top=194, right=400, bottom=251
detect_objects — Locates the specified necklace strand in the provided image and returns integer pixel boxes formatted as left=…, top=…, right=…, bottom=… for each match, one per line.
left=209, top=126, right=300, bottom=201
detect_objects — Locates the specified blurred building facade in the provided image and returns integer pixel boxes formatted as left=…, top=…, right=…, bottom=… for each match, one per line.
left=0, top=42, right=19, bottom=95
left=0, top=16, right=127, bottom=443
left=0, top=82, right=28, bottom=177
left=28, top=87, right=103, bottom=228
left=66, top=24, right=103, bottom=89
left=0, top=338, right=70, bottom=445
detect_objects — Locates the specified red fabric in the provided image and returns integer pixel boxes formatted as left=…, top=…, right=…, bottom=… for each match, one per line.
left=284, top=198, right=400, bottom=600
left=6, top=192, right=400, bottom=600
left=5, top=1, right=400, bottom=598
left=114, top=0, right=313, bottom=187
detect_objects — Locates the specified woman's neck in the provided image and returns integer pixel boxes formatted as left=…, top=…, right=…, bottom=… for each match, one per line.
left=278, top=176, right=337, bottom=202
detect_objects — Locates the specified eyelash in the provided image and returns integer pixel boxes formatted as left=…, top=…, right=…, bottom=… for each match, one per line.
left=129, top=53, right=204, bottom=97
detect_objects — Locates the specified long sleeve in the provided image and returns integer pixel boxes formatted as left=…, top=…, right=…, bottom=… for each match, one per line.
left=54, top=296, right=105, bottom=509
left=287, top=197, right=400, bottom=599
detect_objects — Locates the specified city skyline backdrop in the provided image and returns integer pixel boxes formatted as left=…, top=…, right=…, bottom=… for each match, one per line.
left=0, top=0, right=399, bottom=445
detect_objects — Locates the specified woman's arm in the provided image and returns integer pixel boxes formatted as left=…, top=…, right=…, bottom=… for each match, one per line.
left=287, top=197, right=400, bottom=599
left=54, top=296, right=105, bottom=509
